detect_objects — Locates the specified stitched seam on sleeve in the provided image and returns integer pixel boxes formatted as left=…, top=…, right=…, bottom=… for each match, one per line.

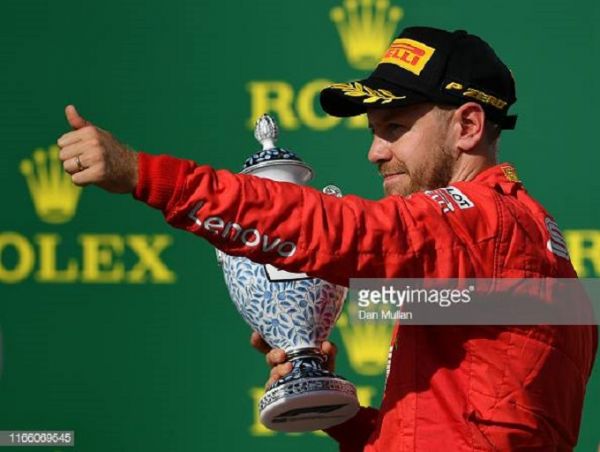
left=297, top=187, right=307, bottom=260
left=165, top=161, right=195, bottom=221
left=492, top=192, right=504, bottom=278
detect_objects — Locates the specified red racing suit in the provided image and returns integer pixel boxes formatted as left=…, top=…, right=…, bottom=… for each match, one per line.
left=133, top=153, right=597, bottom=451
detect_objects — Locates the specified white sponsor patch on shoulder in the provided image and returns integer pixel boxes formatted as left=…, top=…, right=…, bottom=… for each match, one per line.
left=444, top=186, right=475, bottom=210
left=545, top=217, right=570, bottom=260
left=425, top=189, right=454, bottom=213
left=425, top=186, right=474, bottom=214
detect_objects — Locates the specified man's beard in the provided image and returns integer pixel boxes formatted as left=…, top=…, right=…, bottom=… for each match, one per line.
left=381, top=144, right=455, bottom=196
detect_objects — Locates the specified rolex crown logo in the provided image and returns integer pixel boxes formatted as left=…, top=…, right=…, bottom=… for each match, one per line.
left=330, top=0, right=404, bottom=70
left=336, top=304, right=393, bottom=376
left=20, top=145, right=82, bottom=224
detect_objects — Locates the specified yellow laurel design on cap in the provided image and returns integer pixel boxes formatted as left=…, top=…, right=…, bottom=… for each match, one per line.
left=330, top=82, right=406, bottom=105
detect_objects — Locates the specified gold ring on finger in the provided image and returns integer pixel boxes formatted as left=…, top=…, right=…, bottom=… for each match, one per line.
left=75, top=155, right=85, bottom=172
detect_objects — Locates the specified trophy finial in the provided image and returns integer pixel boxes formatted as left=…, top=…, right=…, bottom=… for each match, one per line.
left=243, top=113, right=312, bottom=184
left=254, top=114, right=279, bottom=150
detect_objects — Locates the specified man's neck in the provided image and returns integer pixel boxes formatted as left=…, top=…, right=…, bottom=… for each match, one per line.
left=449, top=154, right=497, bottom=184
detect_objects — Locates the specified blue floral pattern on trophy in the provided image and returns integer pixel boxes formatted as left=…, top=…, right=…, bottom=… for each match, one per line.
left=220, top=254, right=346, bottom=351
left=242, top=148, right=301, bottom=170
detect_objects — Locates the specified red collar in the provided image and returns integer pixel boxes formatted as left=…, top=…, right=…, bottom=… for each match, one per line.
left=472, top=163, right=522, bottom=195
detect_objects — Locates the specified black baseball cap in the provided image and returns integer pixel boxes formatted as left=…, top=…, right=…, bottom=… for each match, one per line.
left=320, top=26, right=517, bottom=129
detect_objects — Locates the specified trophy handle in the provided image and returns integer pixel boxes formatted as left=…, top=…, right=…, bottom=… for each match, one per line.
left=322, top=185, right=342, bottom=197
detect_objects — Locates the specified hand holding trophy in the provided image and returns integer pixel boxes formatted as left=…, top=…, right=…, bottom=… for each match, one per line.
left=217, top=115, right=359, bottom=432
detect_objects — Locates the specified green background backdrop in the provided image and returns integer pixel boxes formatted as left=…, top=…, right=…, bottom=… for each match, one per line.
left=1, top=0, right=599, bottom=450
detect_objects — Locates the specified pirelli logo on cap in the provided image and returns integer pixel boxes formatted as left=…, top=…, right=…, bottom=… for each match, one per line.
left=380, top=38, right=436, bottom=75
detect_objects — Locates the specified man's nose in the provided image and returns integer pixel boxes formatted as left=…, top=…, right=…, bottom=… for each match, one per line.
left=367, top=136, right=393, bottom=164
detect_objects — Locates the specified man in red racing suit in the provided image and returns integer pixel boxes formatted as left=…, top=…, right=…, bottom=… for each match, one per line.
left=132, top=154, right=596, bottom=451
left=57, top=26, right=597, bottom=451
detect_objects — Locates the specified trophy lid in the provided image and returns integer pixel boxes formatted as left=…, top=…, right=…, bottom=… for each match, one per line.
left=242, top=147, right=302, bottom=171
left=241, top=114, right=313, bottom=183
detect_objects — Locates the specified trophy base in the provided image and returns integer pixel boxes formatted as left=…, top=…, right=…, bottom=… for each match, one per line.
left=259, top=353, right=359, bottom=432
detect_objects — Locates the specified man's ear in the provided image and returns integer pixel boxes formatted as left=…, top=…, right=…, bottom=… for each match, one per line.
left=451, top=102, right=486, bottom=153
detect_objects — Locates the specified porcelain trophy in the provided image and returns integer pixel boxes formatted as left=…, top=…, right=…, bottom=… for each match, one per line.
left=217, top=115, right=359, bottom=432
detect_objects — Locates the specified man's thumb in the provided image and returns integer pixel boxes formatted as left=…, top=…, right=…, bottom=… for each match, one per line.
left=65, top=104, right=91, bottom=130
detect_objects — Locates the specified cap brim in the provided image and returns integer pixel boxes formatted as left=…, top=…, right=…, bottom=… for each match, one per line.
left=320, top=77, right=430, bottom=118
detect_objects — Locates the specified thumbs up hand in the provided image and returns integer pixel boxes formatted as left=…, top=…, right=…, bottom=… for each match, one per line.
left=65, top=104, right=91, bottom=130
left=57, top=105, right=138, bottom=193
